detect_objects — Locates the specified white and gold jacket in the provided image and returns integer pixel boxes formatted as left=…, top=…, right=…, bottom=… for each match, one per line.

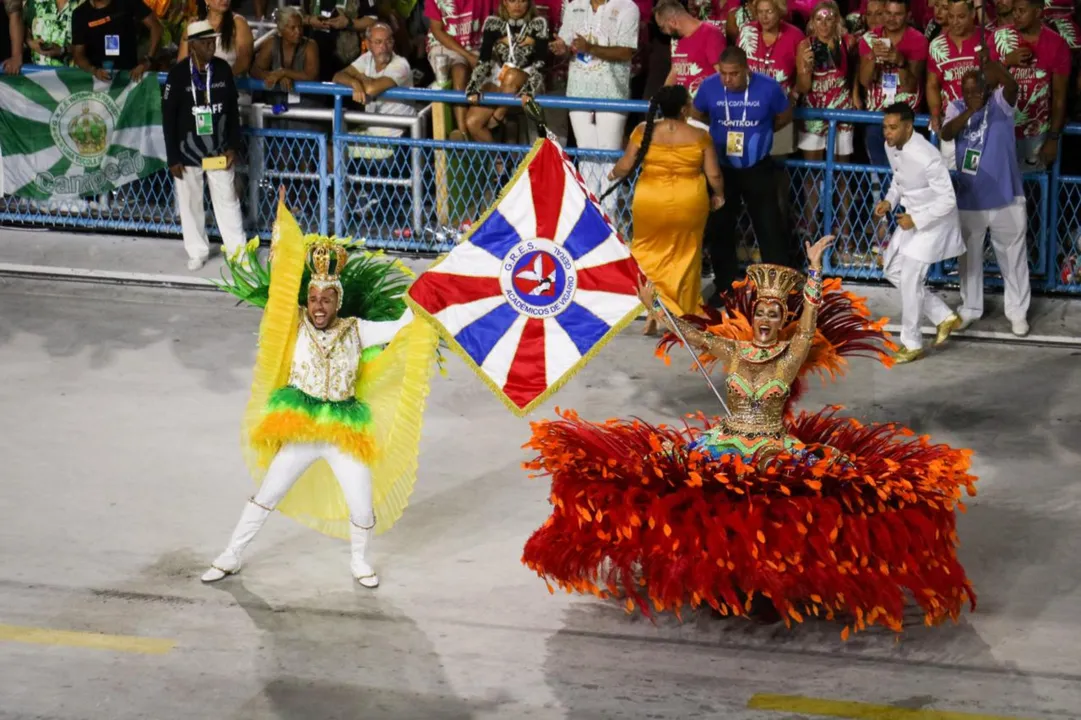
left=286, top=307, right=415, bottom=402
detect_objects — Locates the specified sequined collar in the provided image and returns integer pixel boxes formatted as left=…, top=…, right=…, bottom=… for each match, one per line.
left=301, top=314, right=356, bottom=358
left=736, top=340, right=789, bottom=363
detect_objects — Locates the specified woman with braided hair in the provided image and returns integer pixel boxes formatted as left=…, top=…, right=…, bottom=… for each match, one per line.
left=608, top=84, right=725, bottom=335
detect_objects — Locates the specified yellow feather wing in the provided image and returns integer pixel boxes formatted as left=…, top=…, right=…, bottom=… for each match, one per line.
left=241, top=200, right=304, bottom=480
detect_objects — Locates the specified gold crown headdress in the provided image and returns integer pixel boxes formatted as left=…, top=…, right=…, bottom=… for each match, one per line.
left=746, top=263, right=805, bottom=308
left=306, top=239, right=350, bottom=308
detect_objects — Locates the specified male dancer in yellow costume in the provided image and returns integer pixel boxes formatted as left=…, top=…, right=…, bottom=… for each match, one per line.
left=202, top=194, right=439, bottom=587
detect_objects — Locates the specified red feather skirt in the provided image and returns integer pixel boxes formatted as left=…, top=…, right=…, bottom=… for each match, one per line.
left=521, top=407, right=977, bottom=637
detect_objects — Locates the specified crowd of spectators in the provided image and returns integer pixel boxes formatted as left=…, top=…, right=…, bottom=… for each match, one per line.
left=5, top=0, right=1080, bottom=156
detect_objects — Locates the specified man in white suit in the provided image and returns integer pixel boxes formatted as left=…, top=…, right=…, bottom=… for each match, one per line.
left=873, top=101, right=965, bottom=364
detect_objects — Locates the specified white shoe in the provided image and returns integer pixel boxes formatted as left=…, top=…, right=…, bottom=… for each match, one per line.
left=187, top=256, right=208, bottom=272
left=1010, top=318, right=1030, bottom=337
left=957, top=314, right=978, bottom=331
left=350, top=519, right=379, bottom=588
left=201, top=501, right=270, bottom=583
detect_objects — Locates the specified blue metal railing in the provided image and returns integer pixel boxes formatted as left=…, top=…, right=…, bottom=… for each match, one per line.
left=2, top=65, right=1080, bottom=294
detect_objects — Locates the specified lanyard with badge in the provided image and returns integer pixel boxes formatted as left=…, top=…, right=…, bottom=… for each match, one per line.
left=875, top=34, right=900, bottom=102
left=960, top=100, right=989, bottom=175
left=190, top=58, right=214, bottom=137
left=499, top=21, right=527, bottom=81
left=723, top=83, right=750, bottom=157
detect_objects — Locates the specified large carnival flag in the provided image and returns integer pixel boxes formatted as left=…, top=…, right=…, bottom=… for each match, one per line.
left=0, top=69, right=167, bottom=199
left=407, top=138, right=642, bottom=416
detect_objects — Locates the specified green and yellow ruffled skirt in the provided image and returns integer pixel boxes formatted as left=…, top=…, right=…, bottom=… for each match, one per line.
left=250, top=386, right=377, bottom=464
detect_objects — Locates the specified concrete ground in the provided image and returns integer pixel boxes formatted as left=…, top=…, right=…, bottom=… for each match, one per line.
left=2, top=235, right=1081, bottom=720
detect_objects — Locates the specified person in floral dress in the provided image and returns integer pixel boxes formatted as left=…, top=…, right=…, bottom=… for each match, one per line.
left=25, top=0, right=79, bottom=66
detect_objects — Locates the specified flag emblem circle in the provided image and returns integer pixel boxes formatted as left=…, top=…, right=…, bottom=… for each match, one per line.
left=49, top=91, right=121, bottom=168
left=499, top=239, right=578, bottom=319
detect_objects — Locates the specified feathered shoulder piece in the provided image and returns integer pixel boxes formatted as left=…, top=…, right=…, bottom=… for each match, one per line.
left=216, top=237, right=415, bottom=323
left=657, top=277, right=896, bottom=401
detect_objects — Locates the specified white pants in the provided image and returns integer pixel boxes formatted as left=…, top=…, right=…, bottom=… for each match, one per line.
left=253, top=443, right=374, bottom=527
left=883, top=243, right=955, bottom=351
left=175, top=166, right=246, bottom=262
left=570, top=110, right=627, bottom=217
left=958, top=201, right=1030, bottom=324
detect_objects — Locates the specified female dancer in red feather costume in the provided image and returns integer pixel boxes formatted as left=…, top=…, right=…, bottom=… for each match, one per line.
left=521, top=238, right=977, bottom=638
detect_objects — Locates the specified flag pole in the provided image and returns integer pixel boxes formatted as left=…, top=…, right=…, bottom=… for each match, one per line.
left=524, top=98, right=729, bottom=415
left=650, top=300, right=731, bottom=417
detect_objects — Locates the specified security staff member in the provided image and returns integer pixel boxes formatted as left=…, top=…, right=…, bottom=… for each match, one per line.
left=693, top=46, right=795, bottom=305
left=162, top=19, right=245, bottom=271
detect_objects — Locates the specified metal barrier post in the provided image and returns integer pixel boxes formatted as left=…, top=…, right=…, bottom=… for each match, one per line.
left=1037, top=171, right=1049, bottom=283
left=823, top=120, right=837, bottom=237
left=333, top=96, right=344, bottom=239
left=410, top=114, right=424, bottom=240
left=1046, top=152, right=1061, bottom=289
left=334, top=135, right=345, bottom=239
left=247, top=103, right=266, bottom=229
left=319, top=132, right=329, bottom=236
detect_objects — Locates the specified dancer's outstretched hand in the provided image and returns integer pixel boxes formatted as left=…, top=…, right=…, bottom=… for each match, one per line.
left=636, top=277, right=656, bottom=309
left=804, top=235, right=835, bottom=270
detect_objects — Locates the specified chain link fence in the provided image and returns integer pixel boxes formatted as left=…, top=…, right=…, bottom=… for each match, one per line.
left=1, top=79, right=1079, bottom=294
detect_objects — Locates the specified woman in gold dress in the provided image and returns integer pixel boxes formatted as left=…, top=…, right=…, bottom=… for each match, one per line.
left=608, top=85, right=725, bottom=334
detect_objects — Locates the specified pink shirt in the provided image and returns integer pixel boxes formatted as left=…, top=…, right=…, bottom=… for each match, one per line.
left=858, top=25, right=928, bottom=111
left=1046, top=6, right=1081, bottom=51
left=928, top=32, right=982, bottom=107
left=670, top=20, right=727, bottom=96
left=425, top=0, right=494, bottom=53
left=1045, top=0, right=1081, bottom=50
left=990, top=25, right=1072, bottom=138
left=739, top=21, right=803, bottom=95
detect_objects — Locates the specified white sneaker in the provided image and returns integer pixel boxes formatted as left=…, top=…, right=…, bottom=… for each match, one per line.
left=957, top=315, right=978, bottom=331
left=188, top=256, right=208, bottom=272
left=1010, top=318, right=1030, bottom=337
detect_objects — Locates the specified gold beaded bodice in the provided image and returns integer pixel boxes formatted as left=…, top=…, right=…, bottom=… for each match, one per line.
left=664, top=290, right=818, bottom=440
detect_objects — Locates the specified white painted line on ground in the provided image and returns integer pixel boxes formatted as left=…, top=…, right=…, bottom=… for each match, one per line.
left=0, top=263, right=216, bottom=289
left=884, top=323, right=1081, bottom=347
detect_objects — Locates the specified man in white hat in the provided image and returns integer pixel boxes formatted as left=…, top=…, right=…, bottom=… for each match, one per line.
left=162, top=19, right=246, bottom=271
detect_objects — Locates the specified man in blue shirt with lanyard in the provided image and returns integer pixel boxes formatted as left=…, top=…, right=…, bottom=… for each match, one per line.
left=940, top=49, right=1030, bottom=337
left=693, top=46, right=795, bottom=306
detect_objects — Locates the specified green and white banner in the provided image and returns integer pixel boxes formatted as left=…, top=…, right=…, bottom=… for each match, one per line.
left=0, top=69, right=167, bottom=199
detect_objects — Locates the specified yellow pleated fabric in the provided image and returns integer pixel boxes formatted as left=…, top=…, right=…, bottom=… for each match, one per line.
left=241, top=199, right=304, bottom=478
left=240, top=199, right=440, bottom=539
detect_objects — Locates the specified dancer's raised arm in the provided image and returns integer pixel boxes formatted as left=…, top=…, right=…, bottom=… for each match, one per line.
left=637, top=278, right=735, bottom=365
